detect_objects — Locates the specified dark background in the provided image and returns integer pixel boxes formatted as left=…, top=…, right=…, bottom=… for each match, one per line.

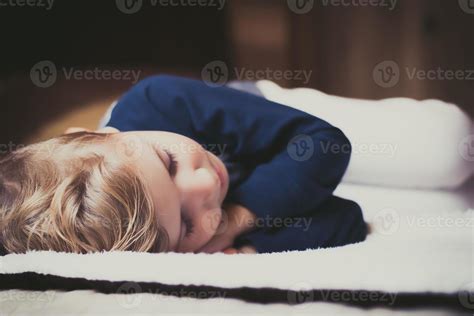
left=0, top=0, right=473, bottom=145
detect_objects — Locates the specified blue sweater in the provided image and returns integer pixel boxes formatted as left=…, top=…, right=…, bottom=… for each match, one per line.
left=106, top=75, right=367, bottom=253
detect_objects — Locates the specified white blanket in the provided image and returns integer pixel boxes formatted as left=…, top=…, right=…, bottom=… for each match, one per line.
left=1, top=183, right=472, bottom=315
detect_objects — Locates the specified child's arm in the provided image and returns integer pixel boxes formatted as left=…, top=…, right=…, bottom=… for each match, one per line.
left=106, top=75, right=351, bottom=228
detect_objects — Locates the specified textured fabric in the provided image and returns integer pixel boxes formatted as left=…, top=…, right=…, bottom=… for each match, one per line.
left=106, top=75, right=366, bottom=253
left=226, top=80, right=265, bottom=98
left=256, top=80, right=473, bottom=189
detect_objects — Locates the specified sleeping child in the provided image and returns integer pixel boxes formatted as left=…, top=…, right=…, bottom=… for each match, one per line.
left=0, top=75, right=367, bottom=255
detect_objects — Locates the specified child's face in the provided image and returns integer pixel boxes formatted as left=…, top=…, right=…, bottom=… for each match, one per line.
left=103, top=130, right=230, bottom=253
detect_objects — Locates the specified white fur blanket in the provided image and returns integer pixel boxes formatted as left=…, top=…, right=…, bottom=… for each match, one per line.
left=1, top=182, right=472, bottom=315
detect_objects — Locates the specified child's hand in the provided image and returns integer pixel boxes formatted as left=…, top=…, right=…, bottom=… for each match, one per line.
left=197, top=203, right=256, bottom=253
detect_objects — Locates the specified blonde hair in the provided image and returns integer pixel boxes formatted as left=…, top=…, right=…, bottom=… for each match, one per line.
left=0, top=132, right=169, bottom=254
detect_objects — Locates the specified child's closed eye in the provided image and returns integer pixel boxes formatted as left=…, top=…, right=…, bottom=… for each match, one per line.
left=164, top=150, right=178, bottom=176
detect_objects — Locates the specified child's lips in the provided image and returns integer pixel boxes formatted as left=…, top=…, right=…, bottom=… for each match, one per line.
left=208, top=153, right=228, bottom=195
left=212, top=159, right=225, bottom=189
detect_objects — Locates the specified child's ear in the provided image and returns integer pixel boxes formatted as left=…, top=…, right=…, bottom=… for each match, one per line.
left=63, top=127, right=91, bottom=134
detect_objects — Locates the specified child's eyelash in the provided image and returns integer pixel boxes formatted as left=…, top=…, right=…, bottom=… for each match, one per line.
left=164, top=150, right=178, bottom=176
left=183, top=215, right=194, bottom=237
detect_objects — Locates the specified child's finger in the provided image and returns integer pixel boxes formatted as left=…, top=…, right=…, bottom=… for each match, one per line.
left=223, top=248, right=238, bottom=254
left=238, top=246, right=257, bottom=254
left=96, top=127, right=119, bottom=134
left=63, top=127, right=90, bottom=134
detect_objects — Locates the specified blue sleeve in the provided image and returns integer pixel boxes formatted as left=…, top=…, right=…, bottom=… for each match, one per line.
left=234, top=196, right=368, bottom=253
left=106, top=75, right=352, bottom=223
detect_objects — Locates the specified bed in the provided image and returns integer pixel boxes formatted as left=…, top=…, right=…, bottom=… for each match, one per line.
left=0, top=177, right=472, bottom=315
left=1, top=80, right=473, bottom=315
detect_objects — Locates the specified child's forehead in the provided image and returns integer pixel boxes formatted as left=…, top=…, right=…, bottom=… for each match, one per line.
left=26, top=133, right=115, bottom=172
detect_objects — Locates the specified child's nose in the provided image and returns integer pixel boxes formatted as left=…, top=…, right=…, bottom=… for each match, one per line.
left=178, top=166, right=221, bottom=213
left=180, top=168, right=219, bottom=217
